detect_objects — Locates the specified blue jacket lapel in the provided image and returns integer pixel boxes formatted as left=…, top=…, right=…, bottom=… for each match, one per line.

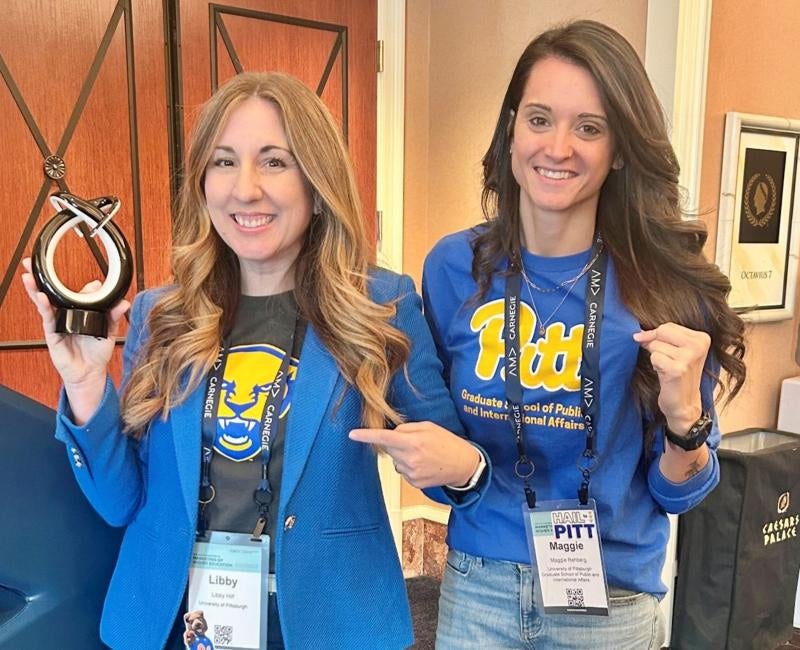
left=171, top=387, right=204, bottom=526
left=279, top=324, right=340, bottom=510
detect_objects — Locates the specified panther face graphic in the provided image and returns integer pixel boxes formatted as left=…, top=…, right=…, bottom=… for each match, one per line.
left=214, top=343, right=298, bottom=461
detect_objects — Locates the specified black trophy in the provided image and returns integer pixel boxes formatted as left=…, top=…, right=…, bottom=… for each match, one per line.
left=31, top=192, right=133, bottom=338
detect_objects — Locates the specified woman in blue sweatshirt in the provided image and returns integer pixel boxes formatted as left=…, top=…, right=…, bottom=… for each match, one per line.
left=423, top=20, right=746, bottom=650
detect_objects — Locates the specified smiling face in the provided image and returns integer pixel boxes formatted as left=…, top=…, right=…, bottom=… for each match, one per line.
left=203, top=96, right=313, bottom=293
left=510, top=55, right=615, bottom=232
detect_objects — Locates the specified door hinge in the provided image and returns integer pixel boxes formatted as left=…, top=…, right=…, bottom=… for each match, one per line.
left=376, top=209, right=383, bottom=245
left=377, top=39, right=384, bottom=73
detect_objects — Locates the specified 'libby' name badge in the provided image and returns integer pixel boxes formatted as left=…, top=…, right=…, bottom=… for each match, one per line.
left=187, top=531, right=270, bottom=649
left=523, top=499, right=609, bottom=616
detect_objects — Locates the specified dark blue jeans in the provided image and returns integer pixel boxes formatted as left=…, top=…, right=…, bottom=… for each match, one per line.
left=167, top=593, right=284, bottom=649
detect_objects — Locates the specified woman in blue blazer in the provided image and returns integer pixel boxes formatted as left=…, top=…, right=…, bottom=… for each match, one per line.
left=21, top=72, right=488, bottom=650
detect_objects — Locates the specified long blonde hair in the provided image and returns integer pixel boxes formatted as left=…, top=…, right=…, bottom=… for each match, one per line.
left=121, top=72, right=409, bottom=436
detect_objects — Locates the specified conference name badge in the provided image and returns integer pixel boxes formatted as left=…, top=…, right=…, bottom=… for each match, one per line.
left=187, top=531, right=270, bottom=649
left=523, top=499, right=609, bottom=616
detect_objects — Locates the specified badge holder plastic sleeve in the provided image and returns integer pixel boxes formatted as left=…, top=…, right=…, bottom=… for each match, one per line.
left=523, top=499, right=610, bottom=616
left=187, top=530, right=270, bottom=650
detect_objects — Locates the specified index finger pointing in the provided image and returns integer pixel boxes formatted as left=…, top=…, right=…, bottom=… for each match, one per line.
left=349, top=428, right=407, bottom=450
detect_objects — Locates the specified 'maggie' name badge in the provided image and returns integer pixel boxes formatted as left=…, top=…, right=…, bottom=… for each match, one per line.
left=523, top=499, right=609, bottom=616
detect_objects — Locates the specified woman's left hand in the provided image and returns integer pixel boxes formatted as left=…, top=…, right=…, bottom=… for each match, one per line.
left=349, top=422, right=482, bottom=489
left=633, top=323, right=711, bottom=433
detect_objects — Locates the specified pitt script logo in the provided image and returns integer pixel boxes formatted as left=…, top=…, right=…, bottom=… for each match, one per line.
left=470, top=299, right=582, bottom=391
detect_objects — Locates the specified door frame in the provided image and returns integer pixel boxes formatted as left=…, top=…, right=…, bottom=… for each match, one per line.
left=376, top=0, right=406, bottom=556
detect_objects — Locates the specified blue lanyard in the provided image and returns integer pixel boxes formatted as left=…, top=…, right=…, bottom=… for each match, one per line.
left=504, top=236, right=608, bottom=507
left=197, top=314, right=302, bottom=537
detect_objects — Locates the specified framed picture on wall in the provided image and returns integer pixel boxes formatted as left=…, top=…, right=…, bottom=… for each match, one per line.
left=715, top=112, right=800, bottom=322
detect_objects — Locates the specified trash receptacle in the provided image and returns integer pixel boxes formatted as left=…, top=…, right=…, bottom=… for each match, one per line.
left=672, top=428, right=800, bottom=649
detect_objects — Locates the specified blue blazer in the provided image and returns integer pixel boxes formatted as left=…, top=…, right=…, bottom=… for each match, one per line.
left=55, top=269, right=487, bottom=649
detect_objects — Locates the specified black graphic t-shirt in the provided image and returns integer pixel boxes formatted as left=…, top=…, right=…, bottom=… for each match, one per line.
left=204, top=291, right=305, bottom=571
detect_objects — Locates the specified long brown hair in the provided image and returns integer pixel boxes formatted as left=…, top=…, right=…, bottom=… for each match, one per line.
left=121, top=72, right=409, bottom=436
left=474, top=20, right=745, bottom=436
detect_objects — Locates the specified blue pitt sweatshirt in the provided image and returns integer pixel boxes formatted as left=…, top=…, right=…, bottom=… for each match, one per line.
left=422, top=228, right=720, bottom=598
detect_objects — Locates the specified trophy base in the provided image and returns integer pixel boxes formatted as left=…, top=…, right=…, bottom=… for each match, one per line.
left=55, top=308, right=108, bottom=338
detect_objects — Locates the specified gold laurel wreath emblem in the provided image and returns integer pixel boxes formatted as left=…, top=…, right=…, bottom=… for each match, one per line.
left=743, top=172, right=777, bottom=228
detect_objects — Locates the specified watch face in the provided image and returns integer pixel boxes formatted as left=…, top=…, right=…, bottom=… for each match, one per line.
left=666, top=413, right=712, bottom=451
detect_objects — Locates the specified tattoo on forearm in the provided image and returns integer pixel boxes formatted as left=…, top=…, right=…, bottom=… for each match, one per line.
left=685, top=458, right=702, bottom=480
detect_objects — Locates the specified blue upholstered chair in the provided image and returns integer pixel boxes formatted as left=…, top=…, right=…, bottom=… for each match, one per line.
left=0, top=385, right=122, bottom=649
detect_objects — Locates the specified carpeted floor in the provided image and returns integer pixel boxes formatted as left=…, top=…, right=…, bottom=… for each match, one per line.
left=406, top=576, right=441, bottom=649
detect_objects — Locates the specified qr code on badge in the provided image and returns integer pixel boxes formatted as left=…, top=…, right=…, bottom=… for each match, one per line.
left=214, top=624, right=233, bottom=645
left=566, top=587, right=585, bottom=607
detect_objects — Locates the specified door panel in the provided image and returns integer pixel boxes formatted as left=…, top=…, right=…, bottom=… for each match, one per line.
left=214, top=15, right=345, bottom=125
left=0, top=0, right=171, bottom=405
left=179, top=0, right=377, bottom=240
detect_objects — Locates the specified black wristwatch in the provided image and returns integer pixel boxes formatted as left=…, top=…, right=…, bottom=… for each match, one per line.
left=664, top=412, right=713, bottom=451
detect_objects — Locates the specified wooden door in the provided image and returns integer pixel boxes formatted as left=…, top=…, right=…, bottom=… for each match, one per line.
left=0, top=1, right=378, bottom=407
left=177, top=0, right=377, bottom=240
left=0, top=0, right=172, bottom=406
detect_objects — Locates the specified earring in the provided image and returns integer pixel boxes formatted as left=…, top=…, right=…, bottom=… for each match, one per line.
left=612, top=157, right=624, bottom=170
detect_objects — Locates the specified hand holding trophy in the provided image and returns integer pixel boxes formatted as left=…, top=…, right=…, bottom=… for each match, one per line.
left=20, top=191, right=133, bottom=423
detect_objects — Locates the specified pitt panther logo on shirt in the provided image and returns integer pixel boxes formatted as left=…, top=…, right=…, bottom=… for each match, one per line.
left=213, top=344, right=298, bottom=461
left=470, top=299, right=582, bottom=392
